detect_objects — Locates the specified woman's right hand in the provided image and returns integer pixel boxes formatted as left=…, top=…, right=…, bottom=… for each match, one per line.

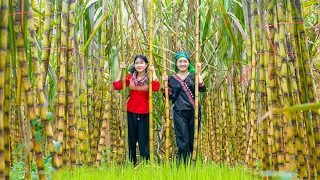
left=119, top=62, right=126, bottom=69
left=162, top=74, right=168, bottom=81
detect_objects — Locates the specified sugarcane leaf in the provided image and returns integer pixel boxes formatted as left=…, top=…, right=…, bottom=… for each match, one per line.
left=201, top=8, right=212, bottom=43
left=44, top=155, right=52, bottom=165
left=47, top=112, right=53, bottom=120
left=217, top=0, right=240, bottom=62
left=278, top=103, right=320, bottom=112
left=53, top=140, right=61, bottom=152
left=36, top=125, right=44, bottom=131
left=35, top=131, right=41, bottom=142
left=94, top=8, right=102, bottom=30
left=259, top=103, right=320, bottom=124
left=85, top=0, right=98, bottom=10
left=32, top=119, right=39, bottom=126
left=88, top=5, right=95, bottom=31
left=227, top=12, right=246, bottom=39
left=233, top=0, right=243, bottom=7
left=14, top=143, right=25, bottom=153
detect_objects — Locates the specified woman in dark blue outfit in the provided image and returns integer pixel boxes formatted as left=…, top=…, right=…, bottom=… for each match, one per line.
left=162, top=52, right=206, bottom=164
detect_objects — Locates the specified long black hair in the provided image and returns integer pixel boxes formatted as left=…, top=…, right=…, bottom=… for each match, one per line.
left=129, top=55, right=149, bottom=74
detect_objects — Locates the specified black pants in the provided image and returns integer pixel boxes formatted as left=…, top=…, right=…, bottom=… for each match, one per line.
left=127, top=111, right=150, bottom=165
left=173, top=108, right=201, bottom=164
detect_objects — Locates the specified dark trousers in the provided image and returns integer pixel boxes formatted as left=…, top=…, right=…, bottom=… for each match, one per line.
left=127, top=111, right=150, bottom=165
left=173, top=108, right=201, bottom=164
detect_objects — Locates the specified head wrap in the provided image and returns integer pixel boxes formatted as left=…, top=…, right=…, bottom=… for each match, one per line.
left=174, top=52, right=195, bottom=74
left=174, top=52, right=190, bottom=61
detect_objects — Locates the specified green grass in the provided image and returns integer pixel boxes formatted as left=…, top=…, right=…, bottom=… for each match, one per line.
left=53, top=161, right=257, bottom=180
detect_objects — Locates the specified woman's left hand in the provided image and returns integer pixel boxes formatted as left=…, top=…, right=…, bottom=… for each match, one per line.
left=197, top=63, right=202, bottom=73
left=149, top=64, right=155, bottom=72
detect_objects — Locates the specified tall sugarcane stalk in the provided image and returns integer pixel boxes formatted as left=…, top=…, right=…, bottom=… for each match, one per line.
left=13, top=0, right=46, bottom=178
left=79, top=61, right=88, bottom=165
left=241, top=0, right=251, bottom=162
left=221, top=83, right=227, bottom=162
left=26, top=0, right=56, bottom=171
left=67, top=0, right=76, bottom=168
left=55, top=0, right=61, bottom=81
left=207, top=95, right=214, bottom=160
left=245, top=0, right=258, bottom=173
left=117, top=0, right=125, bottom=164
left=287, top=1, right=309, bottom=177
left=192, top=0, right=200, bottom=162
left=229, top=76, right=236, bottom=164
left=53, top=0, right=68, bottom=169
left=86, top=59, right=93, bottom=165
left=216, top=88, right=222, bottom=162
left=148, top=0, right=154, bottom=163
left=89, top=55, right=99, bottom=166
left=224, top=83, right=231, bottom=164
left=265, top=0, right=276, bottom=172
left=290, top=1, right=315, bottom=177
left=74, top=72, right=81, bottom=163
left=275, top=1, right=296, bottom=172
left=3, top=45, right=10, bottom=180
left=96, top=0, right=109, bottom=166
left=41, top=0, right=53, bottom=87
left=272, top=5, right=286, bottom=171
left=158, top=0, right=170, bottom=162
left=240, top=80, right=248, bottom=162
left=0, top=0, right=9, bottom=178
left=291, top=1, right=320, bottom=177
left=233, top=67, right=242, bottom=163
left=110, top=91, right=119, bottom=162
left=96, top=88, right=111, bottom=166
left=261, top=25, right=270, bottom=173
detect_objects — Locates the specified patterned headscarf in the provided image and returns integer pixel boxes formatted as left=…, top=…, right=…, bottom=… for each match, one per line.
left=174, top=52, right=195, bottom=74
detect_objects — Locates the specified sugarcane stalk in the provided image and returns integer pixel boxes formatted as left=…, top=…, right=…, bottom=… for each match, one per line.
left=53, top=0, right=68, bottom=169
left=67, top=0, right=76, bottom=168
left=41, top=0, right=53, bottom=87
left=117, top=0, right=125, bottom=164
left=96, top=89, right=111, bottom=166
left=158, top=0, right=170, bottom=163
left=287, top=0, right=309, bottom=177
left=192, top=0, right=200, bottom=162
left=148, top=0, right=154, bottom=164
left=3, top=35, right=10, bottom=180
left=13, top=0, right=46, bottom=178
left=0, top=0, right=9, bottom=177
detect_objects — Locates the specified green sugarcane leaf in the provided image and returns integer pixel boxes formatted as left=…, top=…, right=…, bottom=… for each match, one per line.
left=14, top=143, right=25, bottom=153
left=201, top=8, right=212, bottom=43
left=47, top=112, right=53, bottom=120
left=44, top=155, right=52, bottom=164
left=35, top=131, right=41, bottom=142
left=278, top=103, right=320, bottom=112
left=53, top=140, right=61, bottom=152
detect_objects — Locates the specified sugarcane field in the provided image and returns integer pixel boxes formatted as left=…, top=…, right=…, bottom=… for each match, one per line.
left=0, top=0, right=319, bottom=179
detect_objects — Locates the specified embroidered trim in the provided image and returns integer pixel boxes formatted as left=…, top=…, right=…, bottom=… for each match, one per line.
left=173, top=74, right=195, bottom=108
left=129, top=79, right=148, bottom=91
left=132, top=71, right=148, bottom=86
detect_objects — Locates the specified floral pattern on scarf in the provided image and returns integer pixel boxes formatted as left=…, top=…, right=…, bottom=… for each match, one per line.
left=132, top=71, right=149, bottom=86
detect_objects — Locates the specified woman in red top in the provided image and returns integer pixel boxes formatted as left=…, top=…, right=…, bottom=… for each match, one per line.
left=113, top=55, right=160, bottom=165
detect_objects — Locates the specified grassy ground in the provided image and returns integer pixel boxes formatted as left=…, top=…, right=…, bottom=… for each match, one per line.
left=10, top=155, right=295, bottom=180
left=52, top=161, right=257, bottom=180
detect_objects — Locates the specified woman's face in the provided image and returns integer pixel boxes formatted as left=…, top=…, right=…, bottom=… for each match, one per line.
left=176, top=57, right=189, bottom=72
left=134, top=58, right=148, bottom=73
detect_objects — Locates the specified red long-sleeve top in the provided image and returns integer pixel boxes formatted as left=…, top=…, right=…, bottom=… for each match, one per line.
left=112, top=74, right=160, bottom=114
